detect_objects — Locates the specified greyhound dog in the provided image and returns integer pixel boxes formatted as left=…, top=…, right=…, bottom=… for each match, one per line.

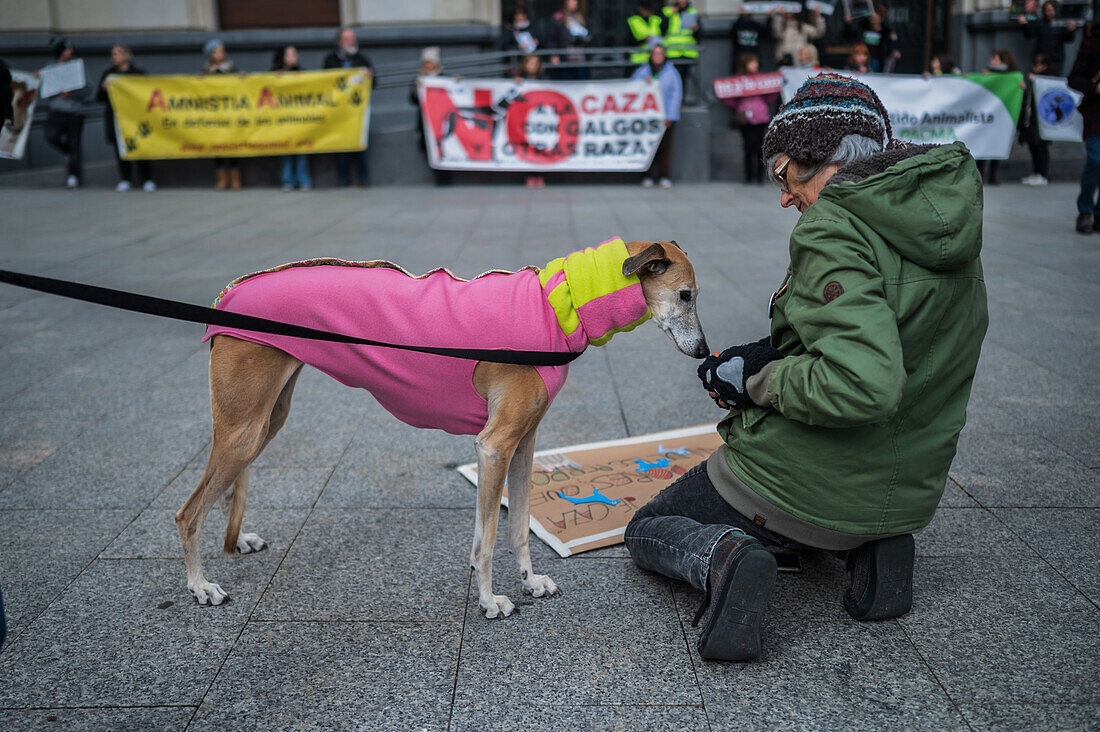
left=177, top=238, right=706, bottom=618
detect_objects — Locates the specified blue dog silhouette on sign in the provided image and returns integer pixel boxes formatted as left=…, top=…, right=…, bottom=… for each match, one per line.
left=558, top=487, right=621, bottom=506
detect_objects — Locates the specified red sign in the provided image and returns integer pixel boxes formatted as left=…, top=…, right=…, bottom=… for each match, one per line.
left=713, top=72, right=785, bottom=106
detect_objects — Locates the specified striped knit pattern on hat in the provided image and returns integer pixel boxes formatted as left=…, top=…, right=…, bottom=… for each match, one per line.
left=762, top=73, right=892, bottom=168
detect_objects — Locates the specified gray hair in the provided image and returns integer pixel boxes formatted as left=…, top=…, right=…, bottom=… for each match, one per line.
left=766, top=134, right=882, bottom=187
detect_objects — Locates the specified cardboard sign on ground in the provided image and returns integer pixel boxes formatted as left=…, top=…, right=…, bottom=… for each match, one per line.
left=458, top=424, right=723, bottom=557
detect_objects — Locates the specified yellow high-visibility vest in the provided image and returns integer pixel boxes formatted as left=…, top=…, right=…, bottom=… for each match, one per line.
left=662, top=6, right=699, bottom=59
left=627, top=14, right=664, bottom=64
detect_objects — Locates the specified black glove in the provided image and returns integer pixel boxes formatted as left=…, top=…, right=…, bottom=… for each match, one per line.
left=697, top=337, right=782, bottom=410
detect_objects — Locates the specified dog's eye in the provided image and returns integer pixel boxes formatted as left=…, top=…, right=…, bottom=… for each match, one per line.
left=679, top=290, right=693, bottom=302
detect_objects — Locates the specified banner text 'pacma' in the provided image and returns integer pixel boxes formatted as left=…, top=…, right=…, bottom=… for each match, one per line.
left=418, top=77, right=666, bottom=172
left=107, top=69, right=371, bottom=160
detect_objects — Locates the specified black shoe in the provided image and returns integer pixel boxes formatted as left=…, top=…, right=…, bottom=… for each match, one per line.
left=843, top=534, right=914, bottom=621
left=693, top=531, right=776, bottom=661
left=1077, top=213, right=1094, bottom=234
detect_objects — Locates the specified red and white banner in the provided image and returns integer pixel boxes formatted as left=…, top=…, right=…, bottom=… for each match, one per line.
left=713, top=72, right=784, bottom=107
left=417, top=76, right=666, bottom=172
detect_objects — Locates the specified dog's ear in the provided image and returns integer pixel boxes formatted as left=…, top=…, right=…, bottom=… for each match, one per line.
left=623, top=242, right=670, bottom=277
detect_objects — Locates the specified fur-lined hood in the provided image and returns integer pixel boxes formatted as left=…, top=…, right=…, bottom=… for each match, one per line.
left=818, top=141, right=983, bottom=271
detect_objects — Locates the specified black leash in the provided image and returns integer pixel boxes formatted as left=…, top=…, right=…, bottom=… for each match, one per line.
left=0, top=269, right=585, bottom=367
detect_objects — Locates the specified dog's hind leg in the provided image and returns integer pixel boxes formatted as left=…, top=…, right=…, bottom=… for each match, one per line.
left=471, top=362, right=549, bottom=619
left=219, top=469, right=265, bottom=554
left=506, top=425, right=560, bottom=599
left=176, top=336, right=302, bottom=606
left=220, top=364, right=303, bottom=555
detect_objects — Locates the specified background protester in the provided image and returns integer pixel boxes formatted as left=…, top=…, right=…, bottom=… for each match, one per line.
left=844, top=6, right=899, bottom=72
left=846, top=43, right=873, bottom=73
left=323, top=28, right=374, bottom=186
left=628, top=1, right=665, bottom=66
left=515, top=54, right=547, bottom=189
left=200, top=39, right=243, bottom=190
left=771, top=7, right=825, bottom=67
left=409, top=46, right=450, bottom=187
left=730, top=11, right=770, bottom=73
left=500, top=9, right=539, bottom=68
left=927, top=52, right=960, bottom=75
left=43, top=36, right=88, bottom=189
left=729, top=52, right=776, bottom=184
left=547, top=0, right=591, bottom=80
left=663, top=0, right=701, bottom=96
left=1019, top=0, right=1078, bottom=74
left=978, top=49, right=1020, bottom=185
left=631, top=44, right=681, bottom=188
left=795, top=44, right=820, bottom=68
left=271, top=45, right=312, bottom=192
left=1068, top=21, right=1100, bottom=233
left=96, top=45, right=154, bottom=192
left=1019, top=53, right=1053, bottom=186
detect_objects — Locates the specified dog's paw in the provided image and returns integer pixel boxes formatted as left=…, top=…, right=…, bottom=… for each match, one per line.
left=523, top=574, right=561, bottom=598
left=236, top=532, right=267, bottom=554
left=481, top=594, right=515, bottom=619
left=189, top=581, right=229, bottom=606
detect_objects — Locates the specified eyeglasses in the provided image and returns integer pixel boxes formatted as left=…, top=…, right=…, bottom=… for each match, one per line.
left=772, top=157, right=792, bottom=193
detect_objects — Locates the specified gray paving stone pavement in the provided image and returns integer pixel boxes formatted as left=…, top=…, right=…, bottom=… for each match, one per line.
left=0, top=182, right=1096, bottom=730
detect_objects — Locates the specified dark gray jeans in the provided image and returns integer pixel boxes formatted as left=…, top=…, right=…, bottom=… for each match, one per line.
left=625, top=461, right=809, bottom=592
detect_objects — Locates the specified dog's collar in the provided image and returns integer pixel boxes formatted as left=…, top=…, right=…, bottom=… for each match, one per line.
left=538, top=237, right=651, bottom=347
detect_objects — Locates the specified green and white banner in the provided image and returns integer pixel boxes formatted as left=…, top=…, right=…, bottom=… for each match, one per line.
left=781, top=69, right=1025, bottom=159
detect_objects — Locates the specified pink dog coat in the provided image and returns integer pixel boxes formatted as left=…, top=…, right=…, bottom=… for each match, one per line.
left=203, top=237, right=650, bottom=435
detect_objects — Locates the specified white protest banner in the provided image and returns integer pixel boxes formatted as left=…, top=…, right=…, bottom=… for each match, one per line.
left=418, top=77, right=666, bottom=172
left=741, top=1, right=803, bottom=13
left=0, top=70, right=40, bottom=160
left=806, top=0, right=838, bottom=15
left=39, top=58, right=85, bottom=98
left=781, top=69, right=1025, bottom=159
left=1032, top=75, right=1083, bottom=142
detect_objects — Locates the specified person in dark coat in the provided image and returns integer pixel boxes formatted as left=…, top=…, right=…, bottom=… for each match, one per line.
left=1019, top=0, right=1078, bottom=74
left=546, top=0, right=590, bottom=80
left=1018, top=53, right=1052, bottom=186
left=1068, top=22, right=1100, bottom=232
left=271, top=45, right=312, bottom=191
left=43, top=36, right=89, bottom=189
left=730, top=12, right=770, bottom=73
left=96, top=45, right=154, bottom=192
left=323, top=28, right=374, bottom=186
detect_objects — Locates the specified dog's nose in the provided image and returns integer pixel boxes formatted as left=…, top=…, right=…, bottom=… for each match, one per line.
left=694, top=341, right=709, bottom=359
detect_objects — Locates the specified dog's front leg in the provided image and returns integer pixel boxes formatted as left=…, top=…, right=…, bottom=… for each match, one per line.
left=507, top=427, right=559, bottom=599
left=472, top=433, right=516, bottom=619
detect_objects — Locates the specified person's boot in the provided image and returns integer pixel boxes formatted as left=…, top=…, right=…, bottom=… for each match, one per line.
left=1077, top=213, right=1094, bottom=234
left=692, top=530, right=776, bottom=661
left=229, top=168, right=242, bottom=190
left=843, top=534, right=914, bottom=621
left=215, top=168, right=228, bottom=190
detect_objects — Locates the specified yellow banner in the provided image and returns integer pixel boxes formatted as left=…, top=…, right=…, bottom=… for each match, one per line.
left=106, top=69, right=371, bottom=160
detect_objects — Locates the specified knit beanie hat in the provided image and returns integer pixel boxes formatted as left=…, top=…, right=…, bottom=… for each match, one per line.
left=203, top=39, right=224, bottom=58
left=762, top=72, right=892, bottom=167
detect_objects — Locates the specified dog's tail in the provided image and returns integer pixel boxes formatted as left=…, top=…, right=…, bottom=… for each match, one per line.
left=223, top=468, right=249, bottom=554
